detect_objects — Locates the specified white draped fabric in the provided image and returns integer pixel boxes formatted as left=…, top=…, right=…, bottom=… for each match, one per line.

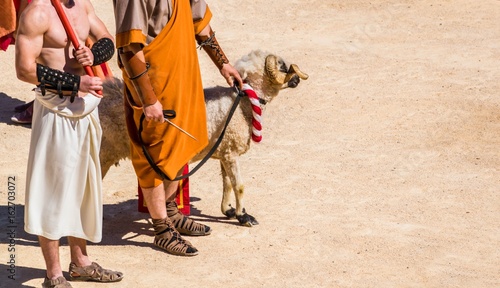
left=24, top=89, right=103, bottom=242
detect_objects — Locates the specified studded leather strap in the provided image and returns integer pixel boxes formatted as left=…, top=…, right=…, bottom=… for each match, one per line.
left=90, top=37, right=115, bottom=66
left=36, top=63, right=80, bottom=102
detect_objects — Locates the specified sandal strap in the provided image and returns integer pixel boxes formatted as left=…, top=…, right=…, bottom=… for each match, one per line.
left=42, top=276, right=72, bottom=288
left=69, top=262, right=123, bottom=282
left=166, top=201, right=212, bottom=236
left=152, top=217, right=198, bottom=256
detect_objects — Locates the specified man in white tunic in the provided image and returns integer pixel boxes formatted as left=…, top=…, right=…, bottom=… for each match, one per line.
left=16, top=0, right=122, bottom=287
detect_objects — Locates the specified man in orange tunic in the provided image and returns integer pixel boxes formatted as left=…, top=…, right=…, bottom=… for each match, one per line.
left=113, top=0, right=243, bottom=256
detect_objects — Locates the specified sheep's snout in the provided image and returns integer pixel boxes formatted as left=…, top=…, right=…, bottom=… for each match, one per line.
left=287, top=74, right=301, bottom=88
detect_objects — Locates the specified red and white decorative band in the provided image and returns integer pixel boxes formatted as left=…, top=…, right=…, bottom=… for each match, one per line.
left=242, top=83, right=262, bottom=142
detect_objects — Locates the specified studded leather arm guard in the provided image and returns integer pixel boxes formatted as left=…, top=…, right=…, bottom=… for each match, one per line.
left=90, top=37, right=115, bottom=66
left=36, top=63, right=80, bottom=102
left=118, top=49, right=157, bottom=106
left=196, top=28, right=229, bottom=70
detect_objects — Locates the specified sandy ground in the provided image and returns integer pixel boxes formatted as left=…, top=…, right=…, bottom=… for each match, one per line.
left=1, top=1, right=499, bottom=287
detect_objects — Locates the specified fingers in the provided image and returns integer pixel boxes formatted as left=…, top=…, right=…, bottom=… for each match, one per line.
left=144, top=113, right=164, bottom=122
left=88, top=77, right=103, bottom=92
left=80, top=76, right=103, bottom=96
left=222, top=71, right=234, bottom=87
left=231, top=68, right=243, bottom=88
left=234, top=74, right=244, bottom=89
left=227, top=73, right=243, bottom=89
left=143, top=102, right=164, bottom=122
left=221, top=64, right=243, bottom=88
left=74, top=47, right=94, bottom=66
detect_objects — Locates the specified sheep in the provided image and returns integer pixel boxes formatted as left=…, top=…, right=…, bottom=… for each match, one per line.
left=99, top=50, right=308, bottom=226
left=99, top=77, right=130, bottom=178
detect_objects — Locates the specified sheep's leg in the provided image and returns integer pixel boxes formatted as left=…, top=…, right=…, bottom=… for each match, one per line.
left=220, top=161, right=236, bottom=218
left=220, top=159, right=258, bottom=227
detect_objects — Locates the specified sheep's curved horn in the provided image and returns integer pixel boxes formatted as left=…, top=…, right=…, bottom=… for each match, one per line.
left=289, top=64, right=309, bottom=80
left=284, top=64, right=309, bottom=83
left=265, top=55, right=287, bottom=85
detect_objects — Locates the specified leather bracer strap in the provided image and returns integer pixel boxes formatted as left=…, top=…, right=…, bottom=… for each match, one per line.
left=196, top=28, right=229, bottom=70
left=118, top=50, right=157, bottom=106
left=36, top=63, right=80, bottom=102
left=90, top=37, right=115, bottom=66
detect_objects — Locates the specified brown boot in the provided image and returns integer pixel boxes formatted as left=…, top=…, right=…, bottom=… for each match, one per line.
left=166, top=201, right=212, bottom=236
left=152, top=217, right=198, bottom=256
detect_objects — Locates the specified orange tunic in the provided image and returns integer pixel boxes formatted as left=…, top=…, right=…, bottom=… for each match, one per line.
left=116, top=0, right=211, bottom=187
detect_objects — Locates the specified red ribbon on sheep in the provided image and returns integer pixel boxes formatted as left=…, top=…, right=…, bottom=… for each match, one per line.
left=242, top=83, right=263, bottom=143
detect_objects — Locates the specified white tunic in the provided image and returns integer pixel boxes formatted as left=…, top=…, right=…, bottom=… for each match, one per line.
left=24, top=89, right=103, bottom=242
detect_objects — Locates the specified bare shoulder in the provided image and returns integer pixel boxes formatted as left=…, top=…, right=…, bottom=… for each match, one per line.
left=18, top=0, right=52, bottom=34
left=21, top=0, right=52, bottom=20
left=80, top=0, right=96, bottom=14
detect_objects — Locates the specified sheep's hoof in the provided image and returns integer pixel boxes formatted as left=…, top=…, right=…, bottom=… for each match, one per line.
left=236, top=210, right=259, bottom=227
left=223, top=207, right=236, bottom=219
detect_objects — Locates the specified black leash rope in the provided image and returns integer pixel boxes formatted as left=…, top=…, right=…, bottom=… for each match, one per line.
left=137, top=86, right=245, bottom=181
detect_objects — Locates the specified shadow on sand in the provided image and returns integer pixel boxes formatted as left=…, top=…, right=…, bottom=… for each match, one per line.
left=0, top=91, right=32, bottom=128
left=0, top=196, right=240, bottom=285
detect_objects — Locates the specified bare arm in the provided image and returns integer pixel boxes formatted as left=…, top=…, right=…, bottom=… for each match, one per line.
left=15, top=5, right=49, bottom=85
left=16, top=1, right=105, bottom=97
left=75, top=0, right=115, bottom=66
left=85, top=0, right=114, bottom=43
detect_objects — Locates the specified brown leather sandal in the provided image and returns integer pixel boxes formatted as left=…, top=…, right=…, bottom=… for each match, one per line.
left=68, top=262, right=123, bottom=282
left=166, top=201, right=212, bottom=236
left=42, top=276, right=72, bottom=288
left=152, top=217, right=198, bottom=256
